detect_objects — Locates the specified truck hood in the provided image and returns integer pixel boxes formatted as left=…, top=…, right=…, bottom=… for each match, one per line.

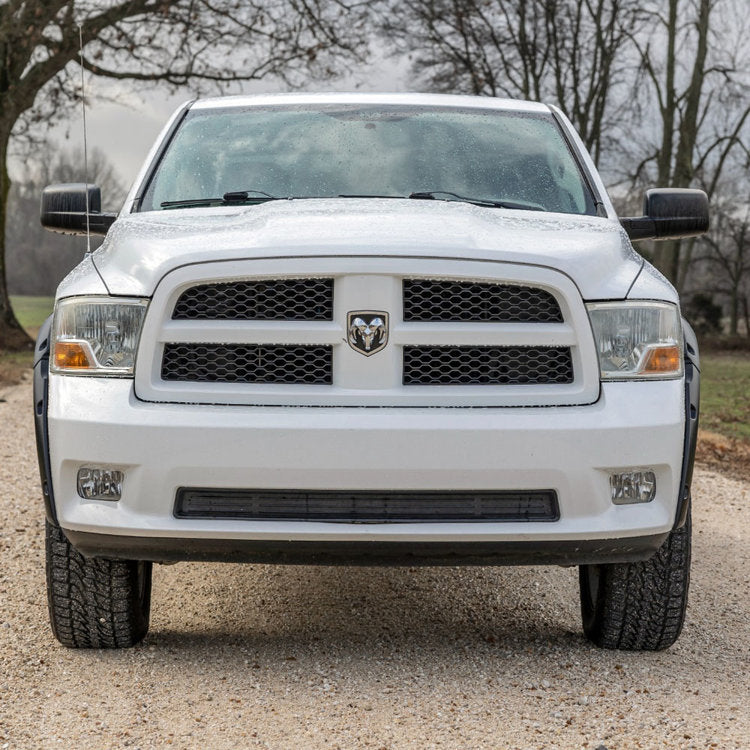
left=90, top=198, right=643, bottom=300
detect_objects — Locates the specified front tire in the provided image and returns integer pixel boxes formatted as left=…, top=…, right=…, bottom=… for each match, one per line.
left=579, top=509, right=691, bottom=651
left=46, top=521, right=152, bottom=648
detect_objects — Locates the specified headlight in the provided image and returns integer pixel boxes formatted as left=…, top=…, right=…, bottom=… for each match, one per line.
left=586, top=301, right=683, bottom=380
left=51, top=297, right=148, bottom=376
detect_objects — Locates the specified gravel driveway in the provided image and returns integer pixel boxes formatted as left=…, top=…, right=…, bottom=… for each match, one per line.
left=0, top=380, right=748, bottom=749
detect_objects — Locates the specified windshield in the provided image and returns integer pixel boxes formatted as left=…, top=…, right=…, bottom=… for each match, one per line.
left=139, top=104, right=597, bottom=215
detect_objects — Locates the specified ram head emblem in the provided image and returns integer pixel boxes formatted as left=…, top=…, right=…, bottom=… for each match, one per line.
left=347, top=311, right=389, bottom=356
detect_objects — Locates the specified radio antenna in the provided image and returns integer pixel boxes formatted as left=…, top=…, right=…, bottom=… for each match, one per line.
left=78, top=23, right=91, bottom=255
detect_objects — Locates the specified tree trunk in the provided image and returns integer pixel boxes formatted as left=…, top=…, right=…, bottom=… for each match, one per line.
left=675, top=237, right=695, bottom=293
left=650, top=0, right=679, bottom=285
left=650, top=0, right=712, bottom=288
left=0, top=129, right=33, bottom=351
left=654, top=238, right=681, bottom=287
left=726, top=282, right=738, bottom=335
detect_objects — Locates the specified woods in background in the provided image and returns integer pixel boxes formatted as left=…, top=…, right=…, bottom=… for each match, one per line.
left=384, top=0, right=750, bottom=335
left=6, top=147, right=123, bottom=296
left=0, top=0, right=372, bottom=348
left=2, top=0, right=749, bottom=343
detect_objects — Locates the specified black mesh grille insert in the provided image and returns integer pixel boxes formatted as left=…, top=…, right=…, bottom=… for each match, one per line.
left=161, top=343, right=332, bottom=384
left=403, top=279, right=563, bottom=322
left=403, top=346, right=573, bottom=385
left=175, top=488, right=559, bottom=522
left=172, top=278, right=333, bottom=320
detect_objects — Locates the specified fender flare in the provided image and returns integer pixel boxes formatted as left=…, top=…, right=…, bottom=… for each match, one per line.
left=675, top=319, right=700, bottom=529
left=33, top=315, right=57, bottom=524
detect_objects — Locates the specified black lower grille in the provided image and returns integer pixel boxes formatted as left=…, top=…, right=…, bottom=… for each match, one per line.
left=175, top=489, right=559, bottom=522
left=403, top=346, right=573, bottom=385
left=161, top=343, right=332, bottom=384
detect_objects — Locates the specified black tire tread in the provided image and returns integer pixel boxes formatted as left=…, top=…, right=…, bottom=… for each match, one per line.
left=580, top=510, right=691, bottom=651
left=45, top=521, right=152, bottom=648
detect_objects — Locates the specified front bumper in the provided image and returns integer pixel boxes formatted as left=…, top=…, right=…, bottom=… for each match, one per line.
left=46, top=376, right=685, bottom=564
left=63, top=531, right=669, bottom=566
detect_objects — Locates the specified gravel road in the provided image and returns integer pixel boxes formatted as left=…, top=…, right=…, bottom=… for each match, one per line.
left=1, top=379, right=748, bottom=749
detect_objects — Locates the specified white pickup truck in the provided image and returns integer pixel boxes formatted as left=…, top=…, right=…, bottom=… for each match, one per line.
left=37, top=93, right=706, bottom=650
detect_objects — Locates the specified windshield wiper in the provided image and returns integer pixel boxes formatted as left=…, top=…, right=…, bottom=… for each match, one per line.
left=223, top=189, right=276, bottom=202
left=160, top=190, right=546, bottom=211
left=161, top=198, right=222, bottom=209
left=409, top=191, right=544, bottom=212
left=161, top=189, right=277, bottom=210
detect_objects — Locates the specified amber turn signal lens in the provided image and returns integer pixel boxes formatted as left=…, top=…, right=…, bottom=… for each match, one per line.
left=54, top=341, right=92, bottom=370
left=642, top=345, right=681, bottom=374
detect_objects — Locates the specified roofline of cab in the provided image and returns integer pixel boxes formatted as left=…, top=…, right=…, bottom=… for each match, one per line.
left=187, top=91, right=551, bottom=113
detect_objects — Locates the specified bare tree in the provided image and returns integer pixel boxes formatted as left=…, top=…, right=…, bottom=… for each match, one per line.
left=0, top=0, right=371, bottom=350
left=385, top=0, right=750, bottom=292
left=622, top=0, right=750, bottom=286
left=698, top=199, right=750, bottom=337
left=382, top=0, right=641, bottom=164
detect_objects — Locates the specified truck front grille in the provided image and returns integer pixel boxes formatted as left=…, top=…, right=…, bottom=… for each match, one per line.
left=161, top=343, right=332, bottom=384
left=403, top=346, right=574, bottom=385
left=172, top=278, right=333, bottom=320
left=175, top=488, right=560, bottom=522
left=403, top=279, right=562, bottom=322
left=141, top=260, right=597, bottom=407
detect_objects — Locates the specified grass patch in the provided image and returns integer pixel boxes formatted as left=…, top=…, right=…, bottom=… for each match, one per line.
left=700, top=352, right=750, bottom=443
left=10, top=295, right=54, bottom=330
left=0, top=296, right=54, bottom=386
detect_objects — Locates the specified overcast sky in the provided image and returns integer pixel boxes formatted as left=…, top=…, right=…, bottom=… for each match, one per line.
left=31, top=52, right=409, bottom=195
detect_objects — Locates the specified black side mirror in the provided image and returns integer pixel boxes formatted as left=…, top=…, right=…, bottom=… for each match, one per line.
left=620, top=188, right=709, bottom=242
left=40, top=183, right=117, bottom=236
